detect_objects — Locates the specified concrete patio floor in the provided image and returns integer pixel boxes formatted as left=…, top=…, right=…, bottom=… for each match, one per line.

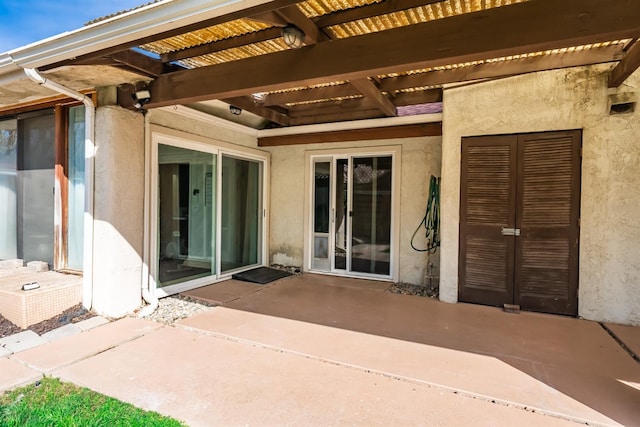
left=2, top=274, right=639, bottom=426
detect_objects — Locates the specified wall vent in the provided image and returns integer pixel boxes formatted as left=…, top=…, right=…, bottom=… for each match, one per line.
left=609, top=102, right=636, bottom=115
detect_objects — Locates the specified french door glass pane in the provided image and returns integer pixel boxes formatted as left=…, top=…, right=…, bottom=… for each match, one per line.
left=334, top=159, right=348, bottom=270
left=158, top=144, right=215, bottom=287
left=221, top=155, right=261, bottom=273
left=350, top=156, right=392, bottom=275
left=67, top=106, right=85, bottom=270
left=18, top=111, right=55, bottom=266
left=0, top=119, right=17, bottom=260
left=312, top=161, right=330, bottom=270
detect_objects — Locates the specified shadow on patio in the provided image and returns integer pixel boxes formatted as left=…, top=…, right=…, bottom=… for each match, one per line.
left=182, top=273, right=640, bottom=426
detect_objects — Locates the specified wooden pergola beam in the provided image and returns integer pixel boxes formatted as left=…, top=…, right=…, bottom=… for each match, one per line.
left=161, top=28, right=282, bottom=63
left=108, top=50, right=165, bottom=77
left=349, top=78, right=397, bottom=116
left=260, top=84, right=360, bottom=106
left=145, top=0, right=640, bottom=108
left=223, top=96, right=290, bottom=126
left=289, top=109, right=384, bottom=126
left=378, top=44, right=626, bottom=92
left=315, top=0, right=443, bottom=28
left=258, top=122, right=442, bottom=146
left=276, top=5, right=329, bottom=44
left=609, top=40, right=640, bottom=87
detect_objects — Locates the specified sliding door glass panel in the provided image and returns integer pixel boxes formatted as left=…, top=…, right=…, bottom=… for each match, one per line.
left=350, top=156, right=392, bottom=275
left=66, top=106, right=85, bottom=270
left=221, top=155, right=261, bottom=273
left=334, top=158, right=348, bottom=270
left=0, top=119, right=17, bottom=260
left=18, top=111, right=55, bottom=266
left=158, top=144, right=215, bottom=287
left=312, top=161, right=330, bottom=270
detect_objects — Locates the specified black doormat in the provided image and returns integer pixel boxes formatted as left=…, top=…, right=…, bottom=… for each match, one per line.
left=232, top=266, right=292, bottom=284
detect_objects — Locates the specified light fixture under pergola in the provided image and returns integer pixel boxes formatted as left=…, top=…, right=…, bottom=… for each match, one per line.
left=282, top=24, right=305, bottom=49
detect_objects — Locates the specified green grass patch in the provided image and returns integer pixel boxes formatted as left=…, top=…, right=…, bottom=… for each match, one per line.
left=0, top=377, right=186, bottom=427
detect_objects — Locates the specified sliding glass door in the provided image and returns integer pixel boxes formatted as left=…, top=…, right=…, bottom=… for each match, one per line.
left=311, top=154, right=394, bottom=279
left=157, top=144, right=215, bottom=287
left=154, top=135, right=265, bottom=294
left=221, top=155, right=262, bottom=273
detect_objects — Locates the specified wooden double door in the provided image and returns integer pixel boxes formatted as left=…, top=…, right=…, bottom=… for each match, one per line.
left=459, top=130, right=581, bottom=316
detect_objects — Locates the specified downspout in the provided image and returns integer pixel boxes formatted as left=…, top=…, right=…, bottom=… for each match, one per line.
left=24, top=68, right=96, bottom=310
left=138, top=111, right=158, bottom=317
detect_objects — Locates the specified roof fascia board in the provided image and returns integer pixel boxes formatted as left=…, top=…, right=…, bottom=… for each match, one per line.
left=0, top=0, right=277, bottom=74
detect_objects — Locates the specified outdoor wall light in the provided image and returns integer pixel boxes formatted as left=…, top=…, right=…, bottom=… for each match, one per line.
left=282, top=24, right=305, bottom=49
left=132, top=89, right=151, bottom=109
left=229, top=105, right=242, bottom=115
left=252, top=92, right=267, bottom=103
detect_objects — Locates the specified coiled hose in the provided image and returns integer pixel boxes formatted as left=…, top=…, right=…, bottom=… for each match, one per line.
left=411, top=175, right=440, bottom=253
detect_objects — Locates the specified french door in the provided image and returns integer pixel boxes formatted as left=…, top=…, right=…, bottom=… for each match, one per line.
left=152, top=133, right=266, bottom=296
left=310, top=154, right=395, bottom=279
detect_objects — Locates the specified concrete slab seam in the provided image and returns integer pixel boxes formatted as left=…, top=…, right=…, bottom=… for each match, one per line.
left=173, top=323, right=607, bottom=427
left=599, top=323, right=640, bottom=363
left=43, top=327, right=166, bottom=373
left=8, top=326, right=165, bottom=374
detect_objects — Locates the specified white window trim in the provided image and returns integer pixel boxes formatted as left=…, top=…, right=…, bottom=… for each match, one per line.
left=146, top=124, right=270, bottom=298
left=303, top=145, right=401, bottom=283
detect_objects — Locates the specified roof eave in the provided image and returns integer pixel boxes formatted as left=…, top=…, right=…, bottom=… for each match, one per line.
left=0, top=0, right=276, bottom=79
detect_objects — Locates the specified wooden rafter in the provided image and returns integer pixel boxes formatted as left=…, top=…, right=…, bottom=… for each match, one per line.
left=315, top=0, right=443, bottom=28
left=144, top=0, right=640, bottom=108
left=349, top=78, right=397, bottom=116
left=161, top=28, right=282, bottom=63
left=275, top=5, right=329, bottom=44
left=378, top=44, right=626, bottom=92
left=288, top=97, right=367, bottom=115
left=609, top=39, right=640, bottom=87
left=260, top=84, right=360, bottom=106
left=248, top=10, right=289, bottom=27
left=108, top=50, right=165, bottom=77
left=223, top=96, right=290, bottom=126
left=290, top=108, right=384, bottom=126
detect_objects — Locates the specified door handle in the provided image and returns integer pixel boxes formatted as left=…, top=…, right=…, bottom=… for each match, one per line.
left=501, top=227, right=521, bottom=236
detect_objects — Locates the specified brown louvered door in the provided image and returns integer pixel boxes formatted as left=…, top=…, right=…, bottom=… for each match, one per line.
left=459, top=135, right=517, bottom=307
left=515, top=131, right=580, bottom=316
left=460, top=131, right=580, bottom=316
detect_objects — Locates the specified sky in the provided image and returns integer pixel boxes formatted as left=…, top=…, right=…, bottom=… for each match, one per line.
left=0, top=0, right=151, bottom=52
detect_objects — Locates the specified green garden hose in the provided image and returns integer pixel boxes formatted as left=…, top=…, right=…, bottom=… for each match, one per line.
left=411, top=175, right=440, bottom=253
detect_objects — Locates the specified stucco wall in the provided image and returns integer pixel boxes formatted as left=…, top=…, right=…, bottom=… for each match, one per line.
left=266, top=136, right=442, bottom=285
left=149, top=109, right=257, bottom=148
left=92, top=106, right=145, bottom=317
left=441, top=65, right=640, bottom=325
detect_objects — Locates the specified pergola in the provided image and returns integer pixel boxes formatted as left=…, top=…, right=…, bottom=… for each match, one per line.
left=34, top=0, right=640, bottom=133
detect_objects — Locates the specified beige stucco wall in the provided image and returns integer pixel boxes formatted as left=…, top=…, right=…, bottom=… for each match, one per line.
left=92, top=106, right=145, bottom=317
left=266, top=136, right=442, bottom=285
left=149, top=109, right=258, bottom=148
left=441, top=65, right=640, bottom=325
